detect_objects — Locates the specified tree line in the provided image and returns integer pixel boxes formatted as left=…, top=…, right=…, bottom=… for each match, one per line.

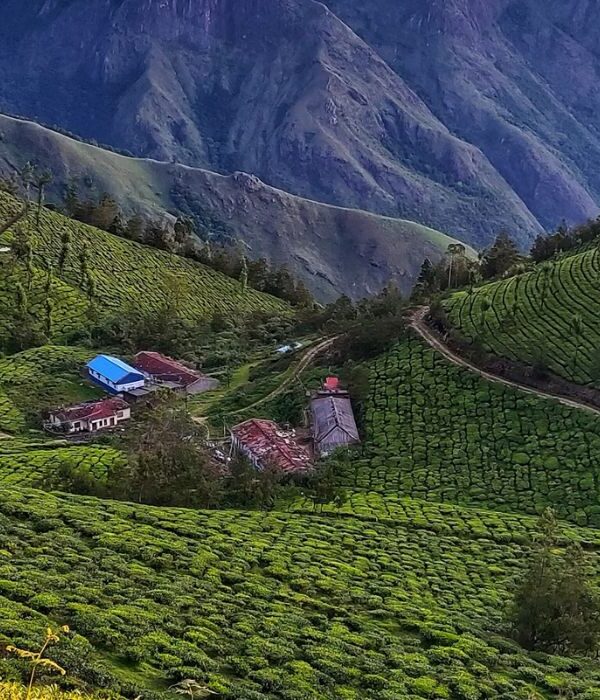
left=1, top=167, right=314, bottom=308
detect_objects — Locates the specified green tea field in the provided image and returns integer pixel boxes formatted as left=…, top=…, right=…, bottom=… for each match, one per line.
left=0, top=191, right=288, bottom=349
left=346, top=337, right=600, bottom=526
left=444, top=248, right=600, bottom=384
left=3, top=487, right=600, bottom=700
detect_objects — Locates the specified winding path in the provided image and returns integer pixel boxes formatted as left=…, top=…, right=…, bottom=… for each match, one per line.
left=409, top=306, right=600, bottom=418
left=229, top=335, right=338, bottom=416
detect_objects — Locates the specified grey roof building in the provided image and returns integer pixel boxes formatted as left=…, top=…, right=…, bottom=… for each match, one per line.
left=311, top=386, right=360, bottom=457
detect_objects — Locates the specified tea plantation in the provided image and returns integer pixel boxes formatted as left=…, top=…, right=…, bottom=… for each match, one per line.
left=4, top=486, right=600, bottom=700
left=346, top=337, right=600, bottom=526
left=0, top=191, right=288, bottom=348
left=444, top=248, right=600, bottom=383
left=0, top=345, right=101, bottom=431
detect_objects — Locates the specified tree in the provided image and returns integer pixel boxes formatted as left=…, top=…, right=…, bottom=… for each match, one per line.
left=58, top=229, right=71, bottom=273
left=480, top=231, right=519, bottom=279
left=11, top=224, right=32, bottom=264
left=115, top=392, right=223, bottom=508
left=33, top=167, right=53, bottom=230
left=79, top=243, right=89, bottom=286
left=124, top=214, right=144, bottom=242
left=510, top=508, right=600, bottom=654
left=446, top=243, right=467, bottom=289
left=479, top=297, right=491, bottom=330
left=62, top=179, right=80, bottom=218
left=570, top=314, right=584, bottom=377
left=306, top=457, right=348, bottom=513
left=412, top=258, right=437, bottom=299
left=239, top=254, right=249, bottom=293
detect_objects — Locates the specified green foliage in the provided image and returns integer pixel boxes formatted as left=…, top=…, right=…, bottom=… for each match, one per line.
left=346, top=337, right=600, bottom=525
left=444, top=247, right=600, bottom=383
left=0, top=345, right=100, bottom=429
left=510, top=509, right=600, bottom=654
left=3, top=487, right=600, bottom=698
left=0, top=191, right=288, bottom=351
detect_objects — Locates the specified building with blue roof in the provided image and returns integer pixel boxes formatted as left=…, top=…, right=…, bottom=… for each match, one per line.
left=86, top=355, right=145, bottom=394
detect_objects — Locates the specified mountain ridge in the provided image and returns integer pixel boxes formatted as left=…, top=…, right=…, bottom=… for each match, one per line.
left=0, top=0, right=547, bottom=248
left=0, top=113, right=470, bottom=301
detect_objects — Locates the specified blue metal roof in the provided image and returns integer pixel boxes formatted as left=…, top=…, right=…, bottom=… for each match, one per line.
left=87, top=355, right=144, bottom=384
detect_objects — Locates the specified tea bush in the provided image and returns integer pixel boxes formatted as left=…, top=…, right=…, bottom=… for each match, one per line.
left=3, top=487, right=600, bottom=698
left=347, top=337, right=600, bottom=525
left=444, top=249, right=600, bottom=383
left=0, top=192, right=288, bottom=336
left=0, top=444, right=123, bottom=489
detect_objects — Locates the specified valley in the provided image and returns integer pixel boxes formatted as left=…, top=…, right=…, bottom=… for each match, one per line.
left=3, top=2, right=600, bottom=699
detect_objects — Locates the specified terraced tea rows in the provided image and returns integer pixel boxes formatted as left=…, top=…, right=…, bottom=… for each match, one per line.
left=0, top=444, right=124, bottom=488
left=347, top=337, right=600, bottom=525
left=0, top=192, right=289, bottom=326
left=444, top=248, right=600, bottom=383
left=4, top=486, right=600, bottom=699
left=0, top=345, right=101, bottom=434
left=0, top=263, right=89, bottom=347
left=0, top=388, right=24, bottom=433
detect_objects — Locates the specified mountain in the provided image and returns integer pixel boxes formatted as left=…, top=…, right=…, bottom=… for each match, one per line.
left=321, top=0, right=600, bottom=233
left=0, top=114, right=468, bottom=301
left=0, top=0, right=547, bottom=248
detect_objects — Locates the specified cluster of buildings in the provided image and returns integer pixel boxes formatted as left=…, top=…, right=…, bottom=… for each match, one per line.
left=47, top=351, right=219, bottom=435
left=229, top=376, right=360, bottom=474
left=47, top=345, right=361, bottom=475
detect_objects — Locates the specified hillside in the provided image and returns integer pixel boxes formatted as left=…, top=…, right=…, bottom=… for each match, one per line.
left=444, top=248, right=600, bottom=384
left=4, top=486, right=600, bottom=699
left=0, top=114, right=465, bottom=301
left=3, top=1, right=600, bottom=247
left=325, top=0, right=600, bottom=233
left=352, top=335, right=600, bottom=526
left=0, top=191, right=288, bottom=348
left=0, top=0, right=545, bottom=248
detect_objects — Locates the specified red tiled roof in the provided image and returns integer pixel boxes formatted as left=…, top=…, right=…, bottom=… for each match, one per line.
left=134, top=351, right=202, bottom=387
left=231, top=419, right=312, bottom=474
left=52, top=398, right=129, bottom=424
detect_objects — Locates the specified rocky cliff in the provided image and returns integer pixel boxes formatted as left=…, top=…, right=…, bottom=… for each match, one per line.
left=0, top=0, right=555, bottom=249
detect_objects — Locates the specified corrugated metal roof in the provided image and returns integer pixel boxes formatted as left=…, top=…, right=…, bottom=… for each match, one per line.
left=87, top=355, right=144, bottom=384
left=231, top=419, right=312, bottom=474
left=52, top=398, right=129, bottom=423
left=311, top=395, right=360, bottom=446
left=134, top=351, right=204, bottom=387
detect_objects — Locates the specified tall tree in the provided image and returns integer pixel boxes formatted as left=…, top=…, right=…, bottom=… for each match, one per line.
left=446, top=243, right=467, bottom=289
left=58, top=229, right=71, bottom=273
left=570, top=314, right=584, bottom=377
left=510, top=508, right=600, bottom=654
left=33, top=168, right=53, bottom=230
left=480, top=231, right=519, bottom=279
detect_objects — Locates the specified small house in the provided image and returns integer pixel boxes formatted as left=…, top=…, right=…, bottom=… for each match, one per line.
left=47, top=398, right=131, bottom=434
left=311, top=378, right=360, bottom=457
left=86, top=355, right=145, bottom=394
left=133, top=351, right=219, bottom=395
left=230, top=419, right=312, bottom=474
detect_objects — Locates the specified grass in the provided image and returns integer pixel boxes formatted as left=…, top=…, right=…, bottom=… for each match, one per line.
left=4, top=486, right=600, bottom=699
left=344, top=336, right=600, bottom=526
left=444, top=249, right=600, bottom=383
